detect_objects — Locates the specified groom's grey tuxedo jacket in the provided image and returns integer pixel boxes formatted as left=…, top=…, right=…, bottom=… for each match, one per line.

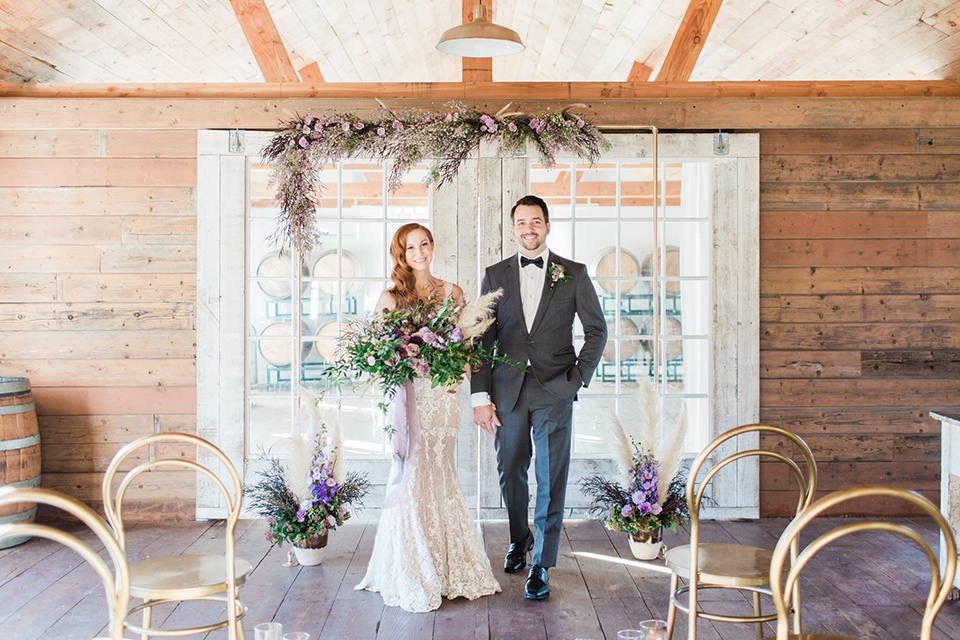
left=471, top=251, right=607, bottom=411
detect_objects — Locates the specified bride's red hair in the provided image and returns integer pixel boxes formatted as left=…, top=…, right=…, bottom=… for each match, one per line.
left=388, top=223, right=434, bottom=307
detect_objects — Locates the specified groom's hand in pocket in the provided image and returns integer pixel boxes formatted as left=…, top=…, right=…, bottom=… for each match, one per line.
left=473, top=404, right=501, bottom=437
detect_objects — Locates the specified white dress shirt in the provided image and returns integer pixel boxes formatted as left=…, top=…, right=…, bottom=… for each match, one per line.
left=472, top=248, right=549, bottom=408
left=519, top=247, right=549, bottom=332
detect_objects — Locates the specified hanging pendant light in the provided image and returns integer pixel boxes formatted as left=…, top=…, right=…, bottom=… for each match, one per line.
left=436, top=4, right=524, bottom=57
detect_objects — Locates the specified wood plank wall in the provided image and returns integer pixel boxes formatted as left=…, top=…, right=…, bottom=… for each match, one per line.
left=1, top=106, right=958, bottom=520
left=758, top=128, right=960, bottom=516
left=0, top=128, right=199, bottom=520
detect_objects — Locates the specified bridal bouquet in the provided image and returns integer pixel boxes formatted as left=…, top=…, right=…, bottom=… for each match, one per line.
left=245, top=419, right=370, bottom=548
left=580, top=377, right=690, bottom=537
left=328, top=290, right=517, bottom=407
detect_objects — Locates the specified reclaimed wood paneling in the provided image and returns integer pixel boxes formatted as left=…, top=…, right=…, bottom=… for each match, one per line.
left=760, top=210, right=929, bottom=239
left=0, top=301, right=195, bottom=330
left=760, top=127, right=960, bottom=516
left=760, top=293, right=960, bottom=323
left=61, top=273, right=196, bottom=302
left=0, top=186, right=195, bottom=215
left=0, top=158, right=197, bottom=187
left=0, top=125, right=199, bottom=519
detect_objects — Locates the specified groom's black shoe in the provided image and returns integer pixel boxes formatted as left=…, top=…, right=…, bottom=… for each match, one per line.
left=524, top=564, right=550, bottom=600
left=504, top=531, right=534, bottom=574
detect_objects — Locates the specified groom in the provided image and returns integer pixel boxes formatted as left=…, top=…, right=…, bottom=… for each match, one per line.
left=471, top=194, right=607, bottom=600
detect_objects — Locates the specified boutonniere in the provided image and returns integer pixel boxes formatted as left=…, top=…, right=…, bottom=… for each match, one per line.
left=549, top=263, right=571, bottom=288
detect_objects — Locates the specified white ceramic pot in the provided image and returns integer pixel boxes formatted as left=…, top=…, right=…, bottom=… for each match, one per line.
left=628, top=530, right=663, bottom=560
left=293, top=545, right=326, bottom=566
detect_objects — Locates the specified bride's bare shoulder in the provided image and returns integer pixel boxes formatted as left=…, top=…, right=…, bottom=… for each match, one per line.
left=374, top=289, right=396, bottom=313
left=449, top=283, right=464, bottom=302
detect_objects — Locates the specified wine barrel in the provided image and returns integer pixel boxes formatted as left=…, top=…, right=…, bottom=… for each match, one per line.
left=641, top=246, right=681, bottom=295
left=0, top=377, right=41, bottom=549
left=592, top=247, right=641, bottom=295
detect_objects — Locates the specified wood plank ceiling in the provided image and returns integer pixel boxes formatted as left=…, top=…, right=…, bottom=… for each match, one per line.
left=0, top=0, right=959, bottom=84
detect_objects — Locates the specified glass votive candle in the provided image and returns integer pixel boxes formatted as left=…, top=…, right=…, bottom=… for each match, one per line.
left=639, top=618, right=668, bottom=640
left=617, top=631, right=643, bottom=640
left=255, top=622, right=283, bottom=640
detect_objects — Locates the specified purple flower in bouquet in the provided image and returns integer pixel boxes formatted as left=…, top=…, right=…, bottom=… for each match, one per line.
left=354, top=122, right=364, bottom=130
left=377, top=127, right=386, bottom=136
left=341, top=122, right=351, bottom=132
left=529, top=118, right=539, bottom=130
left=298, top=137, right=308, bottom=148
left=405, top=342, right=420, bottom=357
left=415, top=361, right=430, bottom=377
left=450, top=327, right=463, bottom=343
left=621, top=504, right=633, bottom=517
left=416, top=327, right=436, bottom=343
left=508, top=122, right=517, bottom=132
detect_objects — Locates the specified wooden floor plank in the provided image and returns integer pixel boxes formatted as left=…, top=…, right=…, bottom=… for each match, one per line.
left=4, top=518, right=960, bottom=640
left=272, top=522, right=366, bottom=638
left=540, top=530, right=605, bottom=640
left=320, top=522, right=384, bottom=639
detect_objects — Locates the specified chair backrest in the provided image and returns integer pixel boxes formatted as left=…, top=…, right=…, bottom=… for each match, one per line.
left=687, top=423, right=817, bottom=531
left=0, top=487, right=131, bottom=640
left=769, top=485, right=958, bottom=640
left=101, top=433, right=243, bottom=583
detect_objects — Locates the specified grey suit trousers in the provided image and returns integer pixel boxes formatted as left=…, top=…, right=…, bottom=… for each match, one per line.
left=495, top=371, right=573, bottom=568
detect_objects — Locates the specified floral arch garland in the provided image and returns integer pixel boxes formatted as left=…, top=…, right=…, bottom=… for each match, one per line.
left=262, top=101, right=609, bottom=254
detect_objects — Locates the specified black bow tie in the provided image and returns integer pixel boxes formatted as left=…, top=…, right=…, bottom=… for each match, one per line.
left=521, top=256, right=544, bottom=269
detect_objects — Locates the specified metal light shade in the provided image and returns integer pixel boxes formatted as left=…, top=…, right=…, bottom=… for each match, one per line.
left=436, top=4, right=524, bottom=57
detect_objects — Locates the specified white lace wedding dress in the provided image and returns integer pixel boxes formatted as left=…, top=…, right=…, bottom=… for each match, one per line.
left=355, top=376, right=501, bottom=612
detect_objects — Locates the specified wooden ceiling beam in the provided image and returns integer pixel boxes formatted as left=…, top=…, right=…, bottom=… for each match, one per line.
left=3, top=79, right=957, bottom=100
left=627, top=62, right=653, bottom=83
left=658, top=0, right=725, bottom=82
left=227, top=0, right=298, bottom=83
left=298, top=62, right=324, bottom=83
left=2, top=95, right=958, bottom=130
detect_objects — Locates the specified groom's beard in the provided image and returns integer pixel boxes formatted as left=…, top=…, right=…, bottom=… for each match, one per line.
left=518, top=235, right=545, bottom=253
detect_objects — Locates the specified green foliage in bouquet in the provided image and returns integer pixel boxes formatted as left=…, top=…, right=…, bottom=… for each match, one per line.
left=326, top=290, right=521, bottom=409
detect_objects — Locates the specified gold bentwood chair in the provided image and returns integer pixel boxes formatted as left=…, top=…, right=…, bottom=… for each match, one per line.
left=768, top=485, right=957, bottom=640
left=665, top=424, right=818, bottom=640
left=102, top=433, right=251, bottom=640
left=0, top=486, right=131, bottom=640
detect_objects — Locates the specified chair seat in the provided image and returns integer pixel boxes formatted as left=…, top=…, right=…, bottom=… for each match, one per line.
left=130, top=554, right=253, bottom=599
left=665, top=543, right=774, bottom=586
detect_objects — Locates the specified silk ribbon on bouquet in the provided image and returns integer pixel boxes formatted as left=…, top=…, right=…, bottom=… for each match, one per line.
left=382, top=379, right=420, bottom=508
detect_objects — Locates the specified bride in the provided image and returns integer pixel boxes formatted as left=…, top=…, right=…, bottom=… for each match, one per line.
left=355, top=222, right=501, bottom=612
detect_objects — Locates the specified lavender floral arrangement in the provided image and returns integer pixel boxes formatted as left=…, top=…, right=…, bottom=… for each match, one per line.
left=581, top=448, right=688, bottom=537
left=245, top=427, right=369, bottom=548
left=580, top=377, right=690, bottom=537
left=260, top=101, right=609, bottom=253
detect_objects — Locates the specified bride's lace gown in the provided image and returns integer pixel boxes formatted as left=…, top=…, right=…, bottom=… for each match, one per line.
left=355, top=377, right=501, bottom=612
